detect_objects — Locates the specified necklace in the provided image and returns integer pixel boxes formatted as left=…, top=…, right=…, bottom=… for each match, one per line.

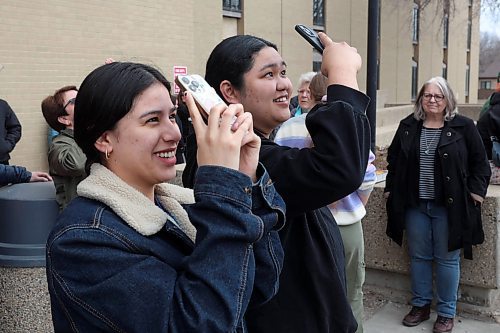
left=423, top=128, right=440, bottom=155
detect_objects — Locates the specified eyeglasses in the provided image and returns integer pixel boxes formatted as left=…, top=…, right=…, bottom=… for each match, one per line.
left=422, top=93, right=444, bottom=102
left=63, top=98, right=76, bottom=110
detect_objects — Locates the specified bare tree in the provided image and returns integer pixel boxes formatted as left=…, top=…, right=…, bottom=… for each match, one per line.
left=417, top=0, right=499, bottom=17
left=480, top=31, right=500, bottom=70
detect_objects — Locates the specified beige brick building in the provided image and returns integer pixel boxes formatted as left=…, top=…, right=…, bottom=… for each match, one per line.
left=0, top=0, right=480, bottom=171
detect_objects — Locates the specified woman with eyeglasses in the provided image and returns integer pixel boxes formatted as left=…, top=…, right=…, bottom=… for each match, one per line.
left=290, top=71, right=316, bottom=117
left=384, top=76, right=490, bottom=333
left=41, top=85, right=86, bottom=210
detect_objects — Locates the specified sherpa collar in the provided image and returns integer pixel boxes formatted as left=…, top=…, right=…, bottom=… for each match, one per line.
left=77, top=163, right=197, bottom=242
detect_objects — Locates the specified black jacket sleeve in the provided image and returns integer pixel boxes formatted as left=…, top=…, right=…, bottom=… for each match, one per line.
left=464, top=119, right=491, bottom=197
left=384, top=122, right=404, bottom=194
left=0, top=100, right=22, bottom=155
left=259, top=85, right=371, bottom=216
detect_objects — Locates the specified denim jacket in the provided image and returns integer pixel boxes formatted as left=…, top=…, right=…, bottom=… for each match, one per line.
left=46, top=163, right=285, bottom=332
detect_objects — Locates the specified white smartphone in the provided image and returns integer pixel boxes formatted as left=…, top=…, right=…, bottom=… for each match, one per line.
left=175, top=74, right=227, bottom=118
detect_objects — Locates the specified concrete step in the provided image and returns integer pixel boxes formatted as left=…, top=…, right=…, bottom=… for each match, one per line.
left=375, top=123, right=399, bottom=148
left=376, top=105, right=413, bottom=127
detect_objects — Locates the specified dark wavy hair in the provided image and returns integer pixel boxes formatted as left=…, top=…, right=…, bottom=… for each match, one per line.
left=41, top=85, right=78, bottom=132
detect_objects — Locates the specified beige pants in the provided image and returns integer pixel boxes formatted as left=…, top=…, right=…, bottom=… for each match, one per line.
left=339, top=221, right=365, bottom=333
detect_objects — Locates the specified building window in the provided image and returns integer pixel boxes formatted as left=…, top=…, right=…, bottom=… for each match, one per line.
left=411, top=59, right=418, bottom=101
left=412, top=3, right=419, bottom=44
left=442, top=63, right=447, bottom=79
left=465, top=65, right=470, bottom=97
left=223, top=0, right=241, bottom=12
left=313, top=0, right=325, bottom=27
left=467, top=20, right=472, bottom=50
left=443, top=15, right=449, bottom=49
left=480, top=81, right=492, bottom=89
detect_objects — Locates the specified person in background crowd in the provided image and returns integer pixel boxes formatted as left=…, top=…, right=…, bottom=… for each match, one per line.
left=385, top=76, right=490, bottom=333
left=46, top=62, right=285, bottom=332
left=289, top=71, right=316, bottom=117
left=41, top=86, right=86, bottom=210
left=477, top=91, right=500, bottom=161
left=183, top=32, right=370, bottom=333
left=274, top=71, right=377, bottom=333
left=0, top=63, right=22, bottom=165
left=476, top=91, right=500, bottom=184
left=1, top=163, right=51, bottom=186
left=170, top=93, right=186, bottom=164
left=47, top=127, right=59, bottom=146
left=0, top=98, right=22, bottom=166
left=479, top=74, right=500, bottom=118
left=176, top=95, right=193, bottom=165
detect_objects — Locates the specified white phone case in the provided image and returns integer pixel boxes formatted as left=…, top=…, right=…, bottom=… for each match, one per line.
left=176, top=74, right=226, bottom=115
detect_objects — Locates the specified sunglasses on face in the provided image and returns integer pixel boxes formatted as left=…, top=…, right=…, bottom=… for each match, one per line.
left=422, top=93, right=444, bottom=102
left=63, top=98, right=76, bottom=110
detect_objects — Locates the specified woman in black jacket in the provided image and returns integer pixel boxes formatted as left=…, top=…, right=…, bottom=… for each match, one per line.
left=385, top=77, right=490, bottom=333
left=183, top=32, right=370, bottom=333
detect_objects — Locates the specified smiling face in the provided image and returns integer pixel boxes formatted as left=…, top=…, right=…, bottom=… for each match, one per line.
left=101, top=82, right=181, bottom=197
left=422, top=83, right=447, bottom=120
left=236, top=47, right=293, bottom=136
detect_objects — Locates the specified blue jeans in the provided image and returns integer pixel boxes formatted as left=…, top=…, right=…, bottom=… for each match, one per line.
left=405, top=200, right=460, bottom=318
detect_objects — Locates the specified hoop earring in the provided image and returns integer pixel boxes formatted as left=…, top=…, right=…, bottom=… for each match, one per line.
left=105, top=149, right=110, bottom=160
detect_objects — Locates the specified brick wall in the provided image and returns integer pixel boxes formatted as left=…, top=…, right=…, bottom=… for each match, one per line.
left=0, top=1, right=207, bottom=171
left=0, top=0, right=481, bottom=172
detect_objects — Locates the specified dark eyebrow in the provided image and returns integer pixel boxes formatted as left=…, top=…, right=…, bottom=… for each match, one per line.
left=258, top=60, right=287, bottom=72
left=139, top=110, right=161, bottom=119
left=138, top=106, right=177, bottom=119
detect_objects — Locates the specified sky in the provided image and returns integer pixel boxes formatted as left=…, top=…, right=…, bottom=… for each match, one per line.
left=480, top=5, right=500, bottom=38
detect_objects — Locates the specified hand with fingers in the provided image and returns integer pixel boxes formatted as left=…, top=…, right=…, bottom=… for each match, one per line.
left=234, top=112, right=260, bottom=182
left=183, top=92, right=260, bottom=181
left=318, top=32, right=362, bottom=90
left=30, top=171, right=53, bottom=183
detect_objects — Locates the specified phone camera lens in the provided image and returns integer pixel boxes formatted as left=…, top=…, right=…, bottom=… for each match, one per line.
left=189, top=84, right=197, bottom=91
left=191, top=80, right=199, bottom=88
left=181, top=77, right=190, bottom=84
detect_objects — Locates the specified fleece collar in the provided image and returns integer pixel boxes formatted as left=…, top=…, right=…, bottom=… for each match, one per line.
left=77, top=163, right=196, bottom=242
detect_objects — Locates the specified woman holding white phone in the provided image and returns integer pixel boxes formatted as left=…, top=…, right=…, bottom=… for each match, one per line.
left=46, top=62, right=285, bottom=332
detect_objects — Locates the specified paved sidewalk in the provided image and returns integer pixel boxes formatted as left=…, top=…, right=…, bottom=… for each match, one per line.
left=364, top=302, right=500, bottom=333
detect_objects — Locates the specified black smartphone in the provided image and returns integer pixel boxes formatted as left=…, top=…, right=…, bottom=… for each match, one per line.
left=294, top=24, right=324, bottom=54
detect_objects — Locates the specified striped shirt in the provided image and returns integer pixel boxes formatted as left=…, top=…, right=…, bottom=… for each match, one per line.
left=419, top=127, right=442, bottom=199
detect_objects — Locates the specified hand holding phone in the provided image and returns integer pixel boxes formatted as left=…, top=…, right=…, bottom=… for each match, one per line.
left=175, top=74, right=227, bottom=118
left=295, top=24, right=324, bottom=54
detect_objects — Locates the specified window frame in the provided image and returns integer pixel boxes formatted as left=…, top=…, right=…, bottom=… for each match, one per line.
left=412, top=3, right=419, bottom=44
left=313, top=0, right=325, bottom=27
